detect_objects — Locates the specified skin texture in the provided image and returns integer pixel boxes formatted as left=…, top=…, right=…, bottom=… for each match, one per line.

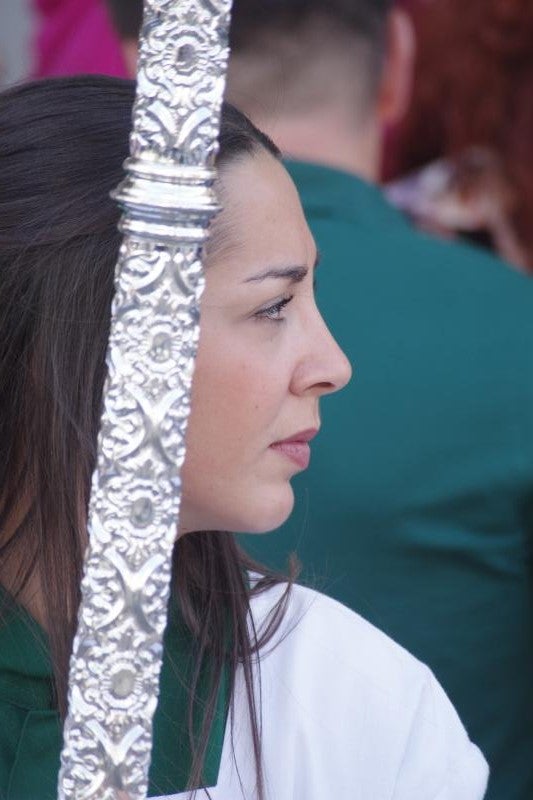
left=180, top=152, right=351, bottom=535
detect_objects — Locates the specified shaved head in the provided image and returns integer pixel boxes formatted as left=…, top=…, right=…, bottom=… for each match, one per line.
left=106, top=0, right=393, bottom=118
left=227, top=8, right=388, bottom=127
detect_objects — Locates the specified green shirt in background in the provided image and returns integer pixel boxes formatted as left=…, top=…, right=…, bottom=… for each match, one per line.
left=242, top=161, right=533, bottom=800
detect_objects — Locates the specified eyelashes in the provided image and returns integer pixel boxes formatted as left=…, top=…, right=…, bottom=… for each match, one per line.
left=254, top=295, right=294, bottom=323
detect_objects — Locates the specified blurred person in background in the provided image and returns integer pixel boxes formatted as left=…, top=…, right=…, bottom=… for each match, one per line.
left=109, top=2, right=533, bottom=798
left=33, top=0, right=127, bottom=78
left=384, top=0, right=533, bottom=272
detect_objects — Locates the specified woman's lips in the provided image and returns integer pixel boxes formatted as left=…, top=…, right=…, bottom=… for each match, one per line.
left=269, top=429, right=318, bottom=470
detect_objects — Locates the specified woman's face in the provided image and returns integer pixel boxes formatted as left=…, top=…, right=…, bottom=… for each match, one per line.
left=180, top=151, right=351, bottom=534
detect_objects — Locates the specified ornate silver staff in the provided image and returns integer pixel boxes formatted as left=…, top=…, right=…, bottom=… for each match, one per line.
left=58, top=1, right=233, bottom=798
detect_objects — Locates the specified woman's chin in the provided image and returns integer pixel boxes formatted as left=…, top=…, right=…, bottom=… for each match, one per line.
left=179, top=483, right=295, bottom=536
left=237, top=486, right=295, bottom=535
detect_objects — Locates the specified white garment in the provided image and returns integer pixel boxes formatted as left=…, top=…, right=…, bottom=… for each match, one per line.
left=155, top=583, right=488, bottom=800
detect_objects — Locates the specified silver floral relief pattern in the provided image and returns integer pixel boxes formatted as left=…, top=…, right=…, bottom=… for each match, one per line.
left=58, top=1, right=234, bottom=799
left=133, top=0, right=232, bottom=165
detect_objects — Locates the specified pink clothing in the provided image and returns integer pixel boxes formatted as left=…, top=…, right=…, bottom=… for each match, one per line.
left=34, top=0, right=127, bottom=78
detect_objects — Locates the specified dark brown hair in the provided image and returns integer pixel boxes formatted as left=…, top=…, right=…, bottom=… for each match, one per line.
left=106, top=0, right=394, bottom=44
left=0, top=75, right=294, bottom=795
left=229, top=0, right=393, bottom=48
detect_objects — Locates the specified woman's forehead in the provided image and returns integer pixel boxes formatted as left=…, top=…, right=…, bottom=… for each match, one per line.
left=211, top=151, right=314, bottom=267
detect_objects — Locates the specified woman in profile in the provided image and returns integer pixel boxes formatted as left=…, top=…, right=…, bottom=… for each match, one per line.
left=0, top=76, right=487, bottom=800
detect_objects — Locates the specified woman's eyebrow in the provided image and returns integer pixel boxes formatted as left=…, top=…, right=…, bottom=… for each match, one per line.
left=244, top=252, right=320, bottom=284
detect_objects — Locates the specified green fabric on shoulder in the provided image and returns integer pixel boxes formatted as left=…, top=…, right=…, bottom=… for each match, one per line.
left=0, top=586, right=228, bottom=799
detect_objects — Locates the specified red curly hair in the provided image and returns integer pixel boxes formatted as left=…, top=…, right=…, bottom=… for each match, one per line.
left=387, top=0, right=533, bottom=270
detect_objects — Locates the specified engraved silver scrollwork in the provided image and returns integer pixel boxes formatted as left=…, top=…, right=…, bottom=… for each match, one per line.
left=58, top=2, right=234, bottom=798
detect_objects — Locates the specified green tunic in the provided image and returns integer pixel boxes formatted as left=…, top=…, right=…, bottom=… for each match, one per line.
left=243, top=161, right=533, bottom=800
left=0, top=587, right=228, bottom=799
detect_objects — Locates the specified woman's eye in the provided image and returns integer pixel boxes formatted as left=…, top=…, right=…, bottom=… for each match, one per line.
left=255, top=295, right=294, bottom=322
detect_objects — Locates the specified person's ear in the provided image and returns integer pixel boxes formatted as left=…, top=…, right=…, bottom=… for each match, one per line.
left=377, top=9, right=416, bottom=126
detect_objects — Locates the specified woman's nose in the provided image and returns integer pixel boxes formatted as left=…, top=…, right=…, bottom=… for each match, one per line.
left=290, top=316, right=352, bottom=397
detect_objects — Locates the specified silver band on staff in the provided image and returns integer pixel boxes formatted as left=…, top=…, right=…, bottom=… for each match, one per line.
left=58, top=2, right=233, bottom=798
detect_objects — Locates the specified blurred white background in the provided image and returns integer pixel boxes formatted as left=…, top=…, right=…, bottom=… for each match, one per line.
left=0, top=0, right=34, bottom=86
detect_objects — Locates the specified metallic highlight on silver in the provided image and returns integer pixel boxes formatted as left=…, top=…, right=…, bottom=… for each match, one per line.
left=58, top=1, right=233, bottom=798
